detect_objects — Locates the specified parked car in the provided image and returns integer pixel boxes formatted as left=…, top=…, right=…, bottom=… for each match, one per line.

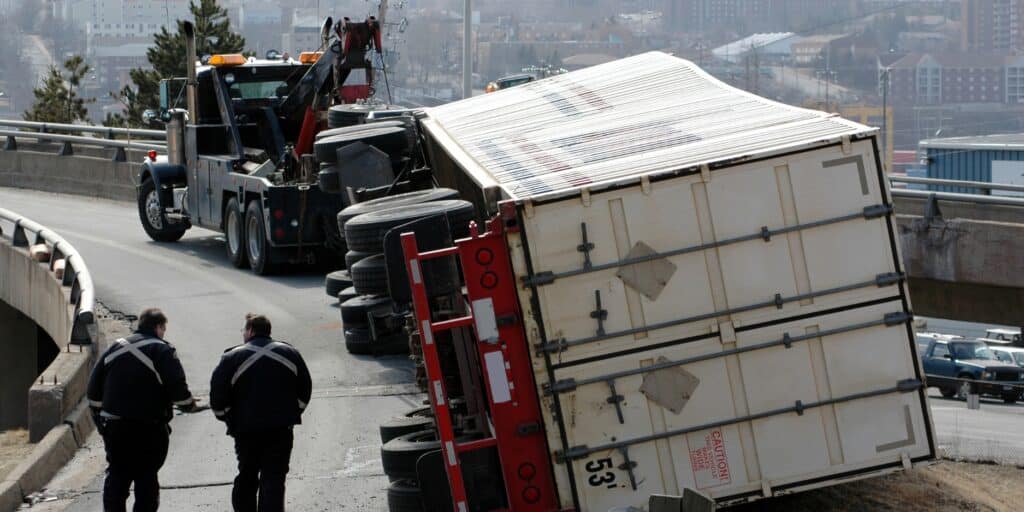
left=986, top=328, right=1022, bottom=345
left=922, top=339, right=1024, bottom=403
left=990, top=345, right=1024, bottom=367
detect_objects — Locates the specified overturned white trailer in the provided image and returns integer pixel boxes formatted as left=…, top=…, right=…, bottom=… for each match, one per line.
left=416, top=51, right=936, bottom=510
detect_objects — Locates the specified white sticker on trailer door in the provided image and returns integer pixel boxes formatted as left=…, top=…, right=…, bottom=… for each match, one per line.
left=689, top=429, right=732, bottom=489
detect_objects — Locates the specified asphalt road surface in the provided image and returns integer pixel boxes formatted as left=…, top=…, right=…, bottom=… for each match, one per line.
left=1, top=188, right=420, bottom=510
left=4, top=187, right=1024, bottom=509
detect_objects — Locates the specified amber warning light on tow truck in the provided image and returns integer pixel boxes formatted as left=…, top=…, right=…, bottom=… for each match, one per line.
left=299, top=52, right=323, bottom=64
left=209, top=54, right=247, bottom=66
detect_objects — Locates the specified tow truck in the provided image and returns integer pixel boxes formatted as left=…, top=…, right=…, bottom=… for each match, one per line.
left=136, top=16, right=400, bottom=273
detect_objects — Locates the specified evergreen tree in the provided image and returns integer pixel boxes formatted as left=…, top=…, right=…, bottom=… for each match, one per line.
left=24, top=55, right=94, bottom=124
left=107, top=0, right=245, bottom=127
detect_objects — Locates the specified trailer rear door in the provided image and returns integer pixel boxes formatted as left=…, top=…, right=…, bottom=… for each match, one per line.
left=508, top=139, right=935, bottom=509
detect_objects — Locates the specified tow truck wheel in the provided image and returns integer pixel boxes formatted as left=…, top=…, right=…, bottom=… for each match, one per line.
left=244, top=200, right=277, bottom=275
left=224, top=197, right=247, bottom=268
left=137, top=178, right=186, bottom=242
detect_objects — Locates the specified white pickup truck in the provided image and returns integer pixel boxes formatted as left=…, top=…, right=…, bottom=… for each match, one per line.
left=393, top=51, right=935, bottom=511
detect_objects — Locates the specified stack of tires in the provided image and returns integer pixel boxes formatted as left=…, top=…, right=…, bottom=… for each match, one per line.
left=336, top=189, right=475, bottom=356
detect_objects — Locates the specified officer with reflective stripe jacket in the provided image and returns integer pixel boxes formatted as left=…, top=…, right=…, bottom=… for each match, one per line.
left=87, top=308, right=205, bottom=512
left=210, top=313, right=312, bottom=512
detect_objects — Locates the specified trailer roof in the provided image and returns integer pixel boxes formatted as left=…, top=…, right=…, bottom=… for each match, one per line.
left=422, top=52, right=876, bottom=201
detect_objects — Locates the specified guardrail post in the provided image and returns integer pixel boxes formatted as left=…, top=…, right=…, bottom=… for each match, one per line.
left=105, top=128, right=115, bottom=140
left=59, top=141, right=74, bottom=156
left=112, top=147, right=127, bottom=162
left=3, top=135, right=15, bottom=150
left=70, top=311, right=95, bottom=345
left=12, top=220, right=29, bottom=247
left=39, top=124, right=50, bottom=144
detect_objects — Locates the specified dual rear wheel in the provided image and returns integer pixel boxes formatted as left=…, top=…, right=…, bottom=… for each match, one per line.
left=224, top=198, right=277, bottom=275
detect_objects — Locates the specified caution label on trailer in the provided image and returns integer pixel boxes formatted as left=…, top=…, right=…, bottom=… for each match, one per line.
left=690, top=429, right=732, bottom=489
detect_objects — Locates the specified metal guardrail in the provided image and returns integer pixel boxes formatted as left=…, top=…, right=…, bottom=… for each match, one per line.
left=890, top=175, right=1024, bottom=195
left=0, top=207, right=95, bottom=344
left=889, top=187, right=1024, bottom=208
left=0, top=129, right=165, bottom=162
left=0, top=119, right=165, bottom=139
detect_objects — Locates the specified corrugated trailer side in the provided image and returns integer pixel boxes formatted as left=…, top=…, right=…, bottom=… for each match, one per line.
left=503, top=135, right=936, bottom=509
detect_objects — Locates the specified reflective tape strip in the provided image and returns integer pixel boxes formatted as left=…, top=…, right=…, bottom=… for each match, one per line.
left=213, top=408, right=230, bottom=418
left=410, top=259, right=422, bottom=284
left=445, top=441, right=457, bottom=466
left=457, top=502, right=467, bottom=512
left=88, top=399, right=103, bottom=408
left=421, top=320, right=434, bottom=345
left=432, top=380, right=445, bottom=406
left=298, top=399, right=307, bottom=410
left=100, top=411, right=121, bottom=419
left=231, top=342, right=298, bottom=386
left=105, top=338, right=163, bottom=385
left=173, top=397, right=194, bottom=407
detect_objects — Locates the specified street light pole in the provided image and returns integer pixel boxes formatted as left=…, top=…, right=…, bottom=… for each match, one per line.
left=463, top=0, right=472, bottom=99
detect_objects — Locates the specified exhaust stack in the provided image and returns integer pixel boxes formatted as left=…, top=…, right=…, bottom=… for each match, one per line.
left=183, top=21, right=198, bottom=124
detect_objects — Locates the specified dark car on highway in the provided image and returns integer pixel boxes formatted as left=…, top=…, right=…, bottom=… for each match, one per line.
left=922, top=339, right=1024, bottom=403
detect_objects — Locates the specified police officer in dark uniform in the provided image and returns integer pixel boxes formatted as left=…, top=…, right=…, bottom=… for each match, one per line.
left=87, top=308, right=204, bottom=512
left=211, top=313, right=312, bottom=512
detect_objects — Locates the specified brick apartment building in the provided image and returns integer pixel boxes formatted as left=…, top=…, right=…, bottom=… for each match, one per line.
left=887, top=53, right=1024, bottom=105
left=961, top=0, right=1024, bottom=52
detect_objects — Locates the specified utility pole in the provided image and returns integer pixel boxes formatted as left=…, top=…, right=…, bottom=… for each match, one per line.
left=881, top=67, right=891, bottom=171
left=463, top=0, right=472, bottom=99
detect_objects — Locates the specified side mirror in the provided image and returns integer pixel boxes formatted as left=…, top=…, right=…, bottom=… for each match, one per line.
left=142, top=109, right=160, bottom=125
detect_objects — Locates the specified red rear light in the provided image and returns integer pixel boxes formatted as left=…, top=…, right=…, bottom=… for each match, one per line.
left=273, top=209, right=285, bottom=220
left=147, top=150, right=157, bottom=161
left=517, top=463, right=536, bottom=480
left=273, top=227, right=286, bottom=240
left=522, top=486, right=541, bottom=504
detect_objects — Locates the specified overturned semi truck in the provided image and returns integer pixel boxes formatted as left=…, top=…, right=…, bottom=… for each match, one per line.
left=371, top=51, right=936, bottom=511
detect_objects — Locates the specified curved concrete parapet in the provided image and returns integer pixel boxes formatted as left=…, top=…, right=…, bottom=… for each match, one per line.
left=0, top=207, right=100, bottom=510
left=0, top=207, right=96, bottom=347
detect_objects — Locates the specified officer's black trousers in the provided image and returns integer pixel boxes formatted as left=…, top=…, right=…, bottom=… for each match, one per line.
left=232, top=428, right=293, bottom=512
left=102, top=420, right=170, bottom=512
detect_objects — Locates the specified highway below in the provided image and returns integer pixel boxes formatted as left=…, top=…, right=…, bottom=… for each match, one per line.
left=3, top=187, right=1024, bottom=508
left=0, top=188, right=420, bottom=510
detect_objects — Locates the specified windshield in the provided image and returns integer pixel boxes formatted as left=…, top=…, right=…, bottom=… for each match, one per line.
left=950, top=342, right=995, bottom=360
left=227, top=79, right=290, bottom=100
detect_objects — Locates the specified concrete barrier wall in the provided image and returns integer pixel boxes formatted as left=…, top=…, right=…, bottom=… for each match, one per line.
left=0, top=242, right=73, bottom=349
left=0, top=145, right=139, bottom=201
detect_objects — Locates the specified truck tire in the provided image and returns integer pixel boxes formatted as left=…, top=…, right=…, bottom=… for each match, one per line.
left=316, top=120, right=405, bottom=141
left=379, top=407, right=435, bottom=444
left=336, top=188, right=460, bottom=237
left=314, top=126, right=411, bottom=163
left=224, top=197, right=247, bottom=268
left=939, top=387, right=956, bottom=398
left=345, top=200, right=476, bottom=253
left=344, top=327, right=373, bottom=355
left=345, top=249, right=374, bottom=269
left=1002, top=393, right=1019, bottom=404
left=337, top=286, right=358, bottom=304
left=351, top=254, right=389, bottom=295
left=381, top=430, right=442, bottom=481
left=325, top=270, right=352, bottom=298
left=341, top=294, right=392, bottom=328
left=387, top=479, right=425, bottom=512
left=244, top=200, right=277, bottom=275
left=138, top=177, right=187, bottom=242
